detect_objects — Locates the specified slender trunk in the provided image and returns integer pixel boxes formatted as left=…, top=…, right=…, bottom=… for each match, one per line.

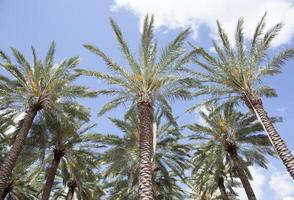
left=137, top=92, right=154, bottom=200
left=41, top=148, right=64, bottom=200
left=66, top=180, right=77, bottom=200
left=1, top=183, right=13, bottom=200
left=0, top=106, right=39, bottom=196
left=226, top=144, right=256, bottom=200
left=245, top=93, right=294, bottom=179
left=217, top=177, right=228, bottom=200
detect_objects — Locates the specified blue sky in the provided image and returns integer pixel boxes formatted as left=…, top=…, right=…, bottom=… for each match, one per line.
left=0, top=0, right=294, bottom=199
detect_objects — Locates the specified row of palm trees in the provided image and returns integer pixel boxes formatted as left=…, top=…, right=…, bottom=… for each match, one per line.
left=0, top=13, right=293, bottom=200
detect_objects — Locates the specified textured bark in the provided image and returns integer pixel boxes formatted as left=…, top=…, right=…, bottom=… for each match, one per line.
left=244, top=92, right=294, bottom=179
left=0, top=106, right=39, bottom=196
left=66, top=180, right=77, bottom=200
left=217, top=177, right=228, bottom=200
left=137, top=93, right=154, bottom=200
left=41, top=148, right=65, bottom=200
left=1, top=183, right=13, bottom=200
left=226, top=143, right=256, bottom=200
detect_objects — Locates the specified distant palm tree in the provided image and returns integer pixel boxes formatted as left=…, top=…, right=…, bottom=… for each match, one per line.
left=187, top=103, right=275, bottom=200
left=50, top=167, right=104, bottom=200
left=29, top=111, right=101, bottom=200
left=190, top=144, right=240, bottom=200
left=97, top=111, right=189, bottom=200
left=81, top=15, right=193, bottom=199
left=54, top=171, right=103, bottom=200
left=188, top=13, right=294, bottom=178
left=49, top=129, right=104, bottom=200
left=0, top=42, right=96, bottom=195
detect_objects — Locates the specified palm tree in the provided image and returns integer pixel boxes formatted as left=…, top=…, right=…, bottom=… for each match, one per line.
left=188, top=13, right=294, bottom=178
left=98, top=111, right=189, bottom=200
left=49, top=127, right=104, bottom=200
left=51, top=168, right=104, bottom=200
left=0, top=42, right=96, bottom=195
left=81, top=15, right=193, bottom=199
left=190, top=142, right=240, bottom=200
left=29, top=111, right=102, bottom=200
left=187, top=103, right=275, bottom=200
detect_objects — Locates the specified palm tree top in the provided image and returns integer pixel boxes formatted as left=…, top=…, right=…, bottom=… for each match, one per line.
left=0, top=42, right=97, bottom=112
left=81, top=15, right=195, bottom=116
left=188, top=13, right=294, bottom=108
left=187, top=103, right=275, bottom=168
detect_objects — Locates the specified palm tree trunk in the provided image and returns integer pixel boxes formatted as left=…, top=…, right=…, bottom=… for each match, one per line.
left=66, top=180, right=77, bottom=200
left=1, top=183, right=13, bottom=200
left=41, top=148, right=65, bottom=200
left=245, top=92, right=294, bottom=179
left=0, top=106, right=39, bottom=196
left=226, top=144, right=256, bottom=200
left=137, top=92, right=154, bottom=200
left=217, top=177, right=228, bottom=200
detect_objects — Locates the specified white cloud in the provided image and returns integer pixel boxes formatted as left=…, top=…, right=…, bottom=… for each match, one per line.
left=284, top=197, right=294, bottom=200
left=269, top=170, right=294, bottom=200
left=234, top=165, right=294, bottom=200
left=112, top=0, right=294, bottom=47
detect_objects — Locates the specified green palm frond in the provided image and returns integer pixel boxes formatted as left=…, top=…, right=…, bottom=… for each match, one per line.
left=82, top=15, right=192, bottom=118
left=189, top=13, right=294, bottom=108
left=188, top=103, right=275, bottom=198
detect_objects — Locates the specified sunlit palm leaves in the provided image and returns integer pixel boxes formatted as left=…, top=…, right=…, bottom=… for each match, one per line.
left=188, top=13, right=294, bottom=108
left=80, top=15, right=194, bottom=122
left=187, top=103, right=275, bottom=199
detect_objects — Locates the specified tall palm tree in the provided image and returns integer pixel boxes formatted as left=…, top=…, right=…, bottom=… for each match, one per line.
left=187, top=103, right=275, bottom=200
left=81, top=15, right=193, bottom=199
left=97, top=111, right=189, bottom=200
left=188, top=13, right=294, bottom=178
left=0, top=42, right=96, bottom=195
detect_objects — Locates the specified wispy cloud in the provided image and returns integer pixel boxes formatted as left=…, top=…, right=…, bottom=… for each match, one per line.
left=235, top=165, right=294, bottom=200
left=112, top=0, right=294, bottom=47
left=269, top=170, right=294, bottom=200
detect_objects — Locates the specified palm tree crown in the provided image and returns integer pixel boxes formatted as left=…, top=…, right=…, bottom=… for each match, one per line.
left=188, top=13, right=294, bottom=178
left=187, top=103, right=275, bottom=199
left=81, top=15, right=193, bottom=119
left=0, top=42, right=96, bottom=111
left=189, top=13, right=294, bottom=107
